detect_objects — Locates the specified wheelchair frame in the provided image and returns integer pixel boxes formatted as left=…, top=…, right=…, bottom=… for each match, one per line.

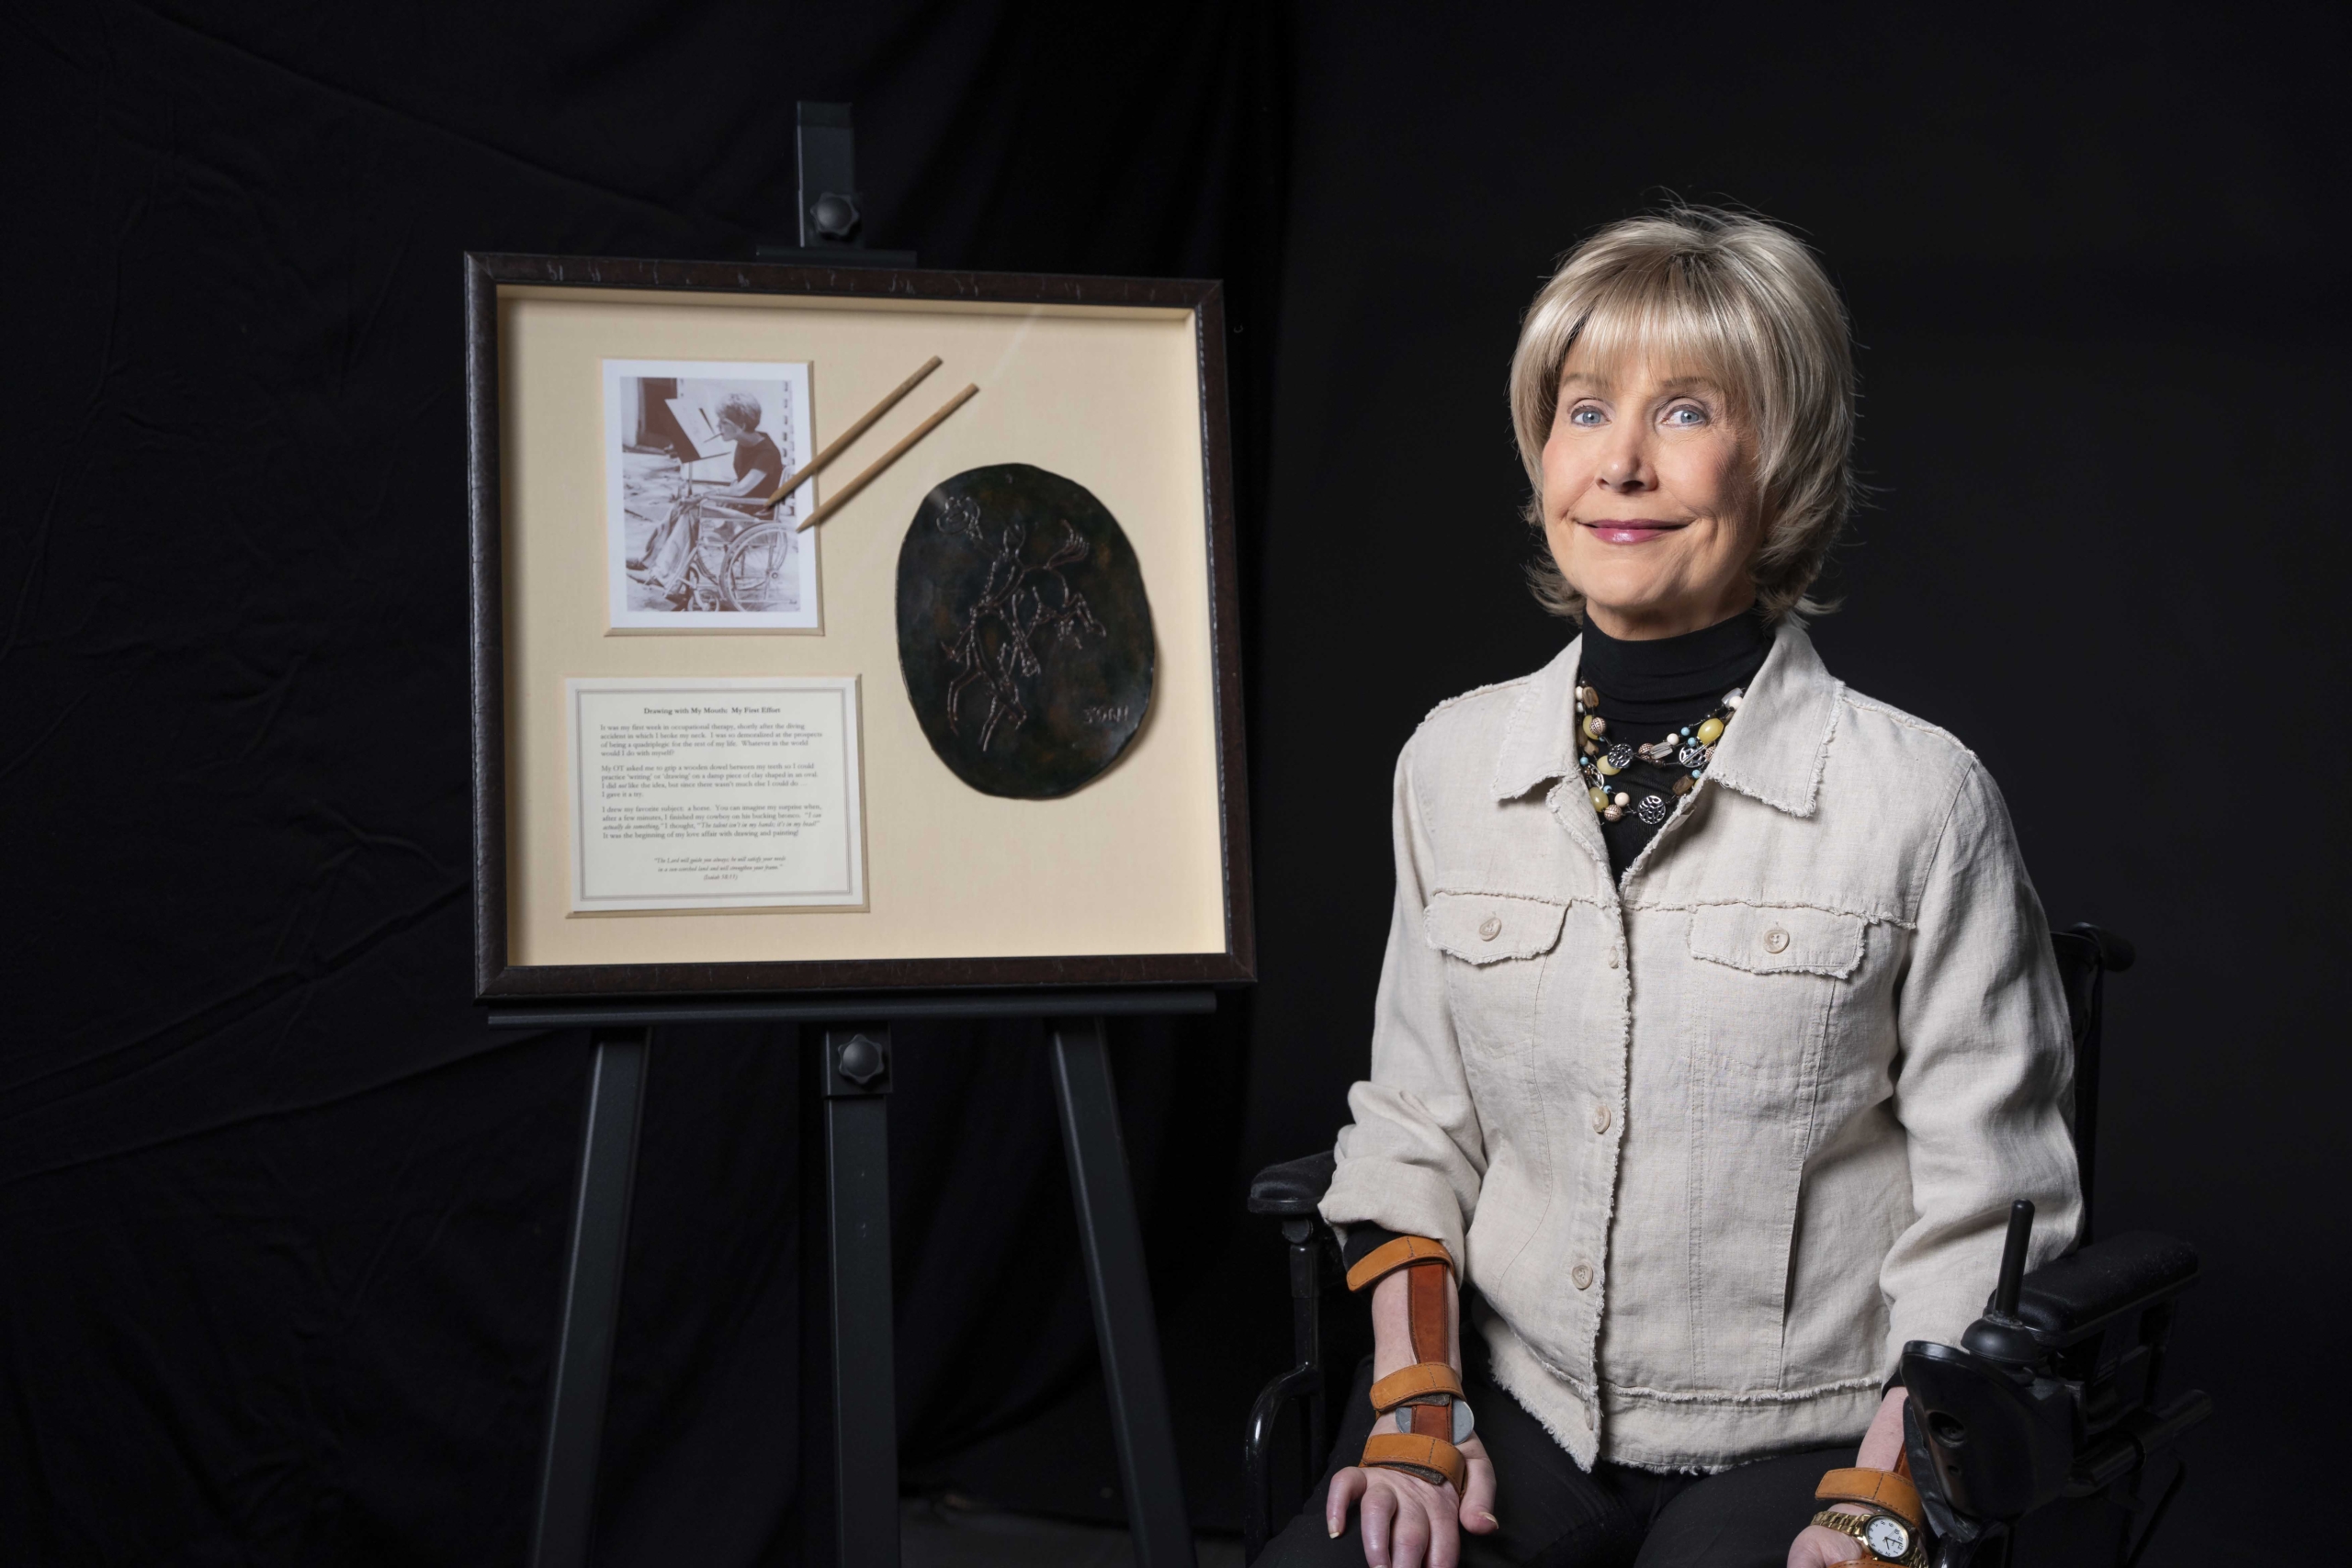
left=639, top=477, right=798, bottom=614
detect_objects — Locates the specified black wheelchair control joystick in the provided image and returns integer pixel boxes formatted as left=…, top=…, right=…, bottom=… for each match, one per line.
left=1957, top=1200, right=2045, bottom=1369
left=1900, top=1197, right=2211, bottom=1568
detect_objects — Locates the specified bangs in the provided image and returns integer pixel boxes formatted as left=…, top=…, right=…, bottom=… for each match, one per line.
left=1555, top=260, right=1770, bottom=423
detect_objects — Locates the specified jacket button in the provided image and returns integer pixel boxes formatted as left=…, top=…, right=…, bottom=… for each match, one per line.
left=1590, top=1104, right=1611, bottom=1134
left=1606, top=952, right=1619, bottom=969
left=1571, top=1260, right=1594, bottom=1290
left=1478, top=916, right=1502, bottom=941
left=1763, top=927, right=1790, bottom=953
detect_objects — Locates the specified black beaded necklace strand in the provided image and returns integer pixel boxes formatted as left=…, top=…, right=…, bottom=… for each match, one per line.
left=1573, top=682, right=1744, bottom=826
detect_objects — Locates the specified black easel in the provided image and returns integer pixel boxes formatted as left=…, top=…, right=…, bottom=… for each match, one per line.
left=501, top=101, right=1214, bottom=1564
left=499, top=991, right=1207, bottom=1568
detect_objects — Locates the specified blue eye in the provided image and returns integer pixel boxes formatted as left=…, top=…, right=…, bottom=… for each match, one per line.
left=1568, top=405, right=1605, bottom=426
left=1664, top=403, right=1707, bottom=426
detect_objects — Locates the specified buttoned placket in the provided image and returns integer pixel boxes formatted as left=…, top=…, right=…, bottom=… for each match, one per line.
left=1541, top=660, right=1630, bottom=1444
left=1538, top=651, right=1734, bottom=1449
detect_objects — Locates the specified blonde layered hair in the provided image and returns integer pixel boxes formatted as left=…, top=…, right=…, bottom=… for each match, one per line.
left=1510, top=207, right=1856, bottom=625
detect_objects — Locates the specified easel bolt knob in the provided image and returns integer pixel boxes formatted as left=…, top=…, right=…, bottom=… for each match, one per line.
left=837, top=1032, right=888, bottom=1086
left=809, top=192, right=861, bottom=240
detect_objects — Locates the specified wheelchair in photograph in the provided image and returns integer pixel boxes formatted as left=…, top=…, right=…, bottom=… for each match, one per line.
left=660, top=479, right=798, bottom=613
left=1242, top=924, right=2210, bottom=1568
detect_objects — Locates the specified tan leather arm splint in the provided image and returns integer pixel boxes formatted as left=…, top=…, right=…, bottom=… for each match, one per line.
left=1348, top=1235, right=1468, bottom=1494
left=1814, top=1466, right=1924, bottom=1529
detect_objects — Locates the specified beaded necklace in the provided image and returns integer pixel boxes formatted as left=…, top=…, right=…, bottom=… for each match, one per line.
left=1573, top=682, right=1744, bottom=826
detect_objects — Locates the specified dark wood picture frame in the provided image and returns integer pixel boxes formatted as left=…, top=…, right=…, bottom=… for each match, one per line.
left=466, top=253, right=1255, bottom=1003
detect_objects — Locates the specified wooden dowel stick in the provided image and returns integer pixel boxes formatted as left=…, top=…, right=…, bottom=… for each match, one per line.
left=756, top=355, right=943, bottom=512
left=796, top=384, right=980, bottom=533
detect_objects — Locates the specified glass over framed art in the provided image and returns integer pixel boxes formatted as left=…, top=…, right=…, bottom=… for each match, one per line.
left=466, top=254, right=1254, bottom=1000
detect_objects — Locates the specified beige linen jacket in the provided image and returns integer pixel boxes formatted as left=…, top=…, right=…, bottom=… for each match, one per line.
left=1321, top=623, right=2080, bottom=1472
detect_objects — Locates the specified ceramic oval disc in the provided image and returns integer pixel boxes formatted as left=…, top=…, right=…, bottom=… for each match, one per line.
left=896, top=464, right=1156, bottom=799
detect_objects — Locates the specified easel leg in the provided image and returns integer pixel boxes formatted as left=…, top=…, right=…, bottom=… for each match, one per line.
left=529, top=1026, right=650, bottom=1568
left=821, top=1026, right=900, bottom=1567
left=1050, top=1018, right=1198, bottom=1568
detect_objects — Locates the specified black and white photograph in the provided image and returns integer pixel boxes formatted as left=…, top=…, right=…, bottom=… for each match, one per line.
left=603, top=357, right=819, bottom=630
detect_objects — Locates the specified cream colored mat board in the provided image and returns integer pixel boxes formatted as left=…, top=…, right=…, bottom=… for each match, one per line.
left=500, top=286, right=1227, bottom=966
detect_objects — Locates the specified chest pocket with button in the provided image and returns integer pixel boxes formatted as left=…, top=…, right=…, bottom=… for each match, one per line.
left=1687, top=902, right=1866, bottom=978
left=1424, top=891, right=1569, bottom=1056
left=1682, top=901, right=1869, bottom=1087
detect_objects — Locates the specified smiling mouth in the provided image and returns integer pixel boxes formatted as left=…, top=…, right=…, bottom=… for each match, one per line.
left=1578, top=518, right=1690, bottom=544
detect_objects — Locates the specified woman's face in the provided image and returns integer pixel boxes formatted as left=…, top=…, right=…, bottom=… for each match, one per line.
left=1539, top=345, right=1762, bottom=638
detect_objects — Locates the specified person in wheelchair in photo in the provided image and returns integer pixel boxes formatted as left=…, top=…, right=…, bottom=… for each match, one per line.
left=1257, top=209, right=2085, bottom=1568
left=628, top=390, right=786, bottom=608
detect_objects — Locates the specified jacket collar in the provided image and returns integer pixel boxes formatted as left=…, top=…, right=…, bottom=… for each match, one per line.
left=1489, top=619, right=1843, bottom=818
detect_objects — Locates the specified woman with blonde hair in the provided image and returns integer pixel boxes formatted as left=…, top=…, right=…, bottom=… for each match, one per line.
left=1260, top=208, right=2077, bottom=1568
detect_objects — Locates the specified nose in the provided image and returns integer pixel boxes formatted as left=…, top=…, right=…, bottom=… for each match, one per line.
left=1595, top=435, right=1652, bottom=492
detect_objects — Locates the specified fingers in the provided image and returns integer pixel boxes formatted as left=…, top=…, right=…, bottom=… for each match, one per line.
left=1785, top=1524, right=1869, bottom=1568
left=1327, top=1468, right=1366, bottom=1540
left=1458, top=1444, right=1498, bottom=1535
left=1360, top=1477, right=1397, bottom=1566
left=1391, top=1501, right=1432, bottom=1568
left=1351, top=1471, right=1460, bottom=1568
left=1425, top=1487, right=1464, bottom=1568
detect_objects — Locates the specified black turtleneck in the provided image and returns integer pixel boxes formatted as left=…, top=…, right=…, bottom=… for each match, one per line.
left=1578, top=609, right=1772, bottom=877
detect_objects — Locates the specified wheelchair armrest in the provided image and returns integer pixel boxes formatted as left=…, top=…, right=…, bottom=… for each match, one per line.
left=2012, top=1230, right=2197, bottom=1348
left=1249, top=1150, right=1337, bottom=1218
left=2066, top=920, right=2135, bottom=973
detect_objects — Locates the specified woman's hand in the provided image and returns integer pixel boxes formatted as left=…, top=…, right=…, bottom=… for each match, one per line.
left=1786, top=1387, right=1910, bottom=1568
left=1325, top=1435, right=1498, bottom=1568
left=1786, top=1512, right=1871, bottom=1568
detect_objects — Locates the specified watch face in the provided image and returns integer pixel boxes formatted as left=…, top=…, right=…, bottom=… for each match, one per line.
left=1864, top=1516, right=1912, bottom=1560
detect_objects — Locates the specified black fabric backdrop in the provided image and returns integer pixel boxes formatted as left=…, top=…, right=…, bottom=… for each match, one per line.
left=4, top=4, right=2341, bottom=1564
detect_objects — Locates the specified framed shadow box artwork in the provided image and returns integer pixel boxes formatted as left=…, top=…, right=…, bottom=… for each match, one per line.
left=466, top=254, right=1254, bottom=1001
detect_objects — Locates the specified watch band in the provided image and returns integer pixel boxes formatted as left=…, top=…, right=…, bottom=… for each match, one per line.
left=1808, top=1507, right=1928, bottom=1568
left=1370, top=1362, right=1464, bottom=1413
left=1815, top=1466, right=1923, bottom=1529
left=1344, top=1235, right=1455, bottom=1293
left=1362, top=1430, right=1469, bottom=1493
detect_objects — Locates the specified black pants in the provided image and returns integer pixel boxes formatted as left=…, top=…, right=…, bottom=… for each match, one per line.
left=1259, top=1351, right=1849, bottom=1568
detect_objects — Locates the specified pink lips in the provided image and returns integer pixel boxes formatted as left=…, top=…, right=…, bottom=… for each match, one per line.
left=1581, top=518, right=1688, bottom=545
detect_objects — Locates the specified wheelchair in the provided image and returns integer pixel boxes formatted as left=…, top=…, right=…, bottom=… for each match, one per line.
left=639, top=478, right=799, bottom=613
left=1242, top=924, right=2209, bottom=1567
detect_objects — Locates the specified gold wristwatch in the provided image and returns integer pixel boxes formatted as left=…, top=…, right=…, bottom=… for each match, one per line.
left=1809, top=1506, right=1929, bottom=1568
